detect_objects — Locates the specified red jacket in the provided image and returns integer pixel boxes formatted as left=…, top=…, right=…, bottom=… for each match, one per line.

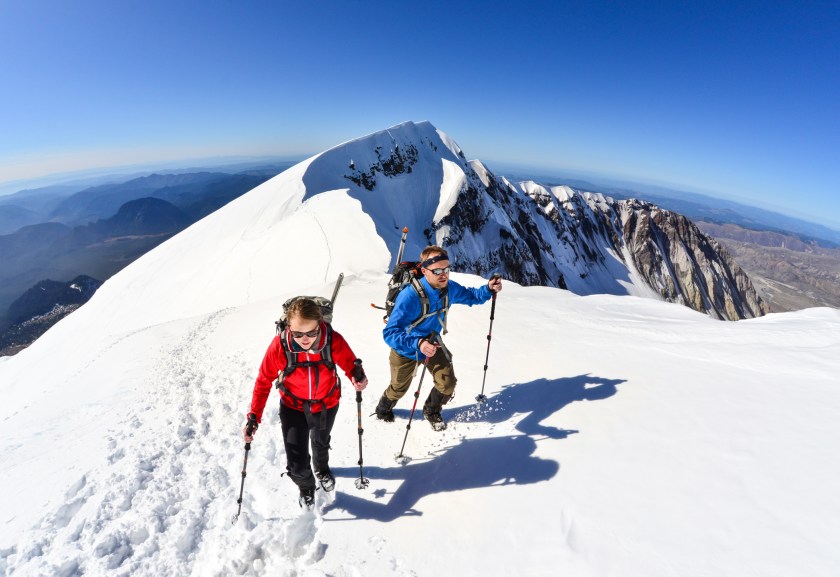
left=249, top=321, right=358, bottom=422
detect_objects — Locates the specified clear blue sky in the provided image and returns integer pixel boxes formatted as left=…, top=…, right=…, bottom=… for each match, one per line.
left=1, top=0, right=838, bottom=228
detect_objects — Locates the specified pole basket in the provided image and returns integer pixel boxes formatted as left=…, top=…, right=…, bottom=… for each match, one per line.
left=354, top=477, right=370, bottom=490
left=394, top=453, right=412, bottom=465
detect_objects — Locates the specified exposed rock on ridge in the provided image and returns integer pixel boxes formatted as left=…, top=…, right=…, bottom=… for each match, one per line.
left=438, top=169, right=768, bottom=320
left=612, top=198, right=768, bottom=320
left=298, top=121, right=767, bottom=320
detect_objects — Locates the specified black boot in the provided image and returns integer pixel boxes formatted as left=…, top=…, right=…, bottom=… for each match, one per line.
left=299, top=487, right=315, bottom=509
left=422, top=388, right=450, bottom=431
left=315, top=468, right=335, bottom=492
left=375, top=393, right=396, bottom=422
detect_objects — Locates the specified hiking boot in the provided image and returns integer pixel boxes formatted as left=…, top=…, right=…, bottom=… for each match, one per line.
left=375, top=393, right=396, bottom=422
left=315, top=469, right=335, bottom=492
left=423, top=409, right=447, bottom=431
left=299, top=487, right=315, bottom=509
left=422, top=388, right=450, bottom=432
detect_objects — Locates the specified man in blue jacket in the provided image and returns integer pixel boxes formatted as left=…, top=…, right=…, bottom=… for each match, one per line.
left=375, top=245, right=503, bottom=430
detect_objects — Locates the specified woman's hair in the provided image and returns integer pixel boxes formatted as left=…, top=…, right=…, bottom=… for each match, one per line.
left=286, top=298, right=323, bottom=323
left=420, top=245, right=448, bottom=262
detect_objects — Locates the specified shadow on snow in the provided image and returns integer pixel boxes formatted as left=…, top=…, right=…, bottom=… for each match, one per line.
left=450, top=374, right=626, bottom=438
left=328, top=374, right=624, bottom=522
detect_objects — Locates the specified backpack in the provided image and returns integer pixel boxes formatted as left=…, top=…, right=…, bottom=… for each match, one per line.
left=380, top=261, right=449, bottom=334
left=275, top=295, right=335, bottom=331
left=273, top=295, right=338, bottom=429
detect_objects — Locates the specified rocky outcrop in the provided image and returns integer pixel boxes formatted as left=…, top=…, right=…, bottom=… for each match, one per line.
left=438, top=169, right=768, bottom=319
left=612, top=200, right=768, bottom=320
left=0, top=275, right=102, bottom=356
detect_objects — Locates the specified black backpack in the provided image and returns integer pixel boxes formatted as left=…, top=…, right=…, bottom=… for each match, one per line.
left=379, top=261, right=449, bottom=333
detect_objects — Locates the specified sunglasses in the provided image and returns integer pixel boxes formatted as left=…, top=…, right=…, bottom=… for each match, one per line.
left=290, top=329, right=320, bottom=339
left=426, top=266, right=451, bottom=276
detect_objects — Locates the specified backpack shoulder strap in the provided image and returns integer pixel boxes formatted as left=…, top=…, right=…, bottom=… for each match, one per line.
left=406, top=281, right=449, bottom=333
left=278, top=329, right=296, bottom=377
left=320, top=323, right=335, bottom=371
left=411, top=277, right=429, bottom=313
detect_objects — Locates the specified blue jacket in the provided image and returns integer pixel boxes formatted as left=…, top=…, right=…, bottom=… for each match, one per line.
left=383, top=275, right=492, bottom=359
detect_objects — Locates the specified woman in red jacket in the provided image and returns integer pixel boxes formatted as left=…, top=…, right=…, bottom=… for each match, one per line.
left=243, top=298, right=367, bottom=509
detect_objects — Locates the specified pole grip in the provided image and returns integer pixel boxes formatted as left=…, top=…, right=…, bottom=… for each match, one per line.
left=352, top=358, right=366, bottom=382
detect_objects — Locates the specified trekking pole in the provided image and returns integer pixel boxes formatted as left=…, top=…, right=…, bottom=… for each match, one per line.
left=396, top=332, right=436, bottom=462
left=232, top=415, right=258, bottom=524
left=352, top=359, right=370, bottom=489
left=476, top=274, right=501, bottom=403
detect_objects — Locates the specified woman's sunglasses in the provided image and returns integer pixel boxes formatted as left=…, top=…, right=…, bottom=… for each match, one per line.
left=426, top=266, right=451, bottom=276
left=290, top=329, right=320, bottom=339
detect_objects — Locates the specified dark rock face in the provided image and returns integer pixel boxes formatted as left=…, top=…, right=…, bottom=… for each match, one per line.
left=611, top=200, right=768, bottom=320
left=432, top=163, right=767, bottom=320
left=0, top=275, right=102, bottom=356
left=344, top=144, right=420, bottom=191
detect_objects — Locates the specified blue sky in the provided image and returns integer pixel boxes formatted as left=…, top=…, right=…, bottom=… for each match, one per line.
left=1, top=0, right=838, bottom=229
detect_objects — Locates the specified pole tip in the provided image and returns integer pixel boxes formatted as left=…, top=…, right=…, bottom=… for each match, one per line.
left=403, top=227, right=408, bottom=233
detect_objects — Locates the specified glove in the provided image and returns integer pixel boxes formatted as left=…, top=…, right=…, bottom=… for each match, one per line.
left=351, top=359, right=368, bottom=391
left=243, top=413, right=258, bottom=440
left=488, top=273, right=502, bottom=293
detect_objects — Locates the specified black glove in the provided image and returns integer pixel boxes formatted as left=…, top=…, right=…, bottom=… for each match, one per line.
left=352, top=359, right=366, bottom=382
left=245, top=413, right=259, bottom=437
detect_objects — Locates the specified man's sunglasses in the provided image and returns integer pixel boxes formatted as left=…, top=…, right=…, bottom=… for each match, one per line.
left=290, top=329, right=320, bottom=339
left=426, top=266, right=451, bottom=276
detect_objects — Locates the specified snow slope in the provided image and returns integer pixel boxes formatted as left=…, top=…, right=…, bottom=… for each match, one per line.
left=2, top=129, right=840, bottom=576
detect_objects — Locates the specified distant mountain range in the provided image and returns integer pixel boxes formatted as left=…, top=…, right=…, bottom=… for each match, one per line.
left=2, top=126, right=837, bottom=355
left=0, top=164, right=293, bottom=339
left=0, top=163, right=295, bottom=234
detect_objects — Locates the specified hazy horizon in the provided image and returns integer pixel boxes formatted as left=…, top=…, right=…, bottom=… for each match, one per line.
left=3, top=147, right=839, bottom=235
left=1, top=1, right=837, bottom=230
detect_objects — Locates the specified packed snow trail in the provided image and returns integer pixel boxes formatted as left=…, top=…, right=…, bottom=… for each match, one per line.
left=0, top=310, right=337, bottom=576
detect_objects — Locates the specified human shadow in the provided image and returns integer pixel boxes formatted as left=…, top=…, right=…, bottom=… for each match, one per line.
left=328, top=434, right=557, bottom=522
left=328, top=375, right=625, bottom=522
left=447, top=374, right=626, bottom=438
